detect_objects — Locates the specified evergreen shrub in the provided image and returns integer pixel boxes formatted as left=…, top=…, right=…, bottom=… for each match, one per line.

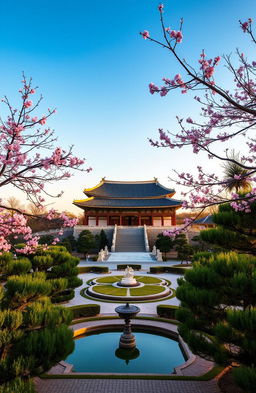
left=157, top=305, right=179, bottom=319
left=117, top=264, right=141, bottom=270
left=52, top=289, right=75, bottom=303
left=78, top=266, right=109, bottom=274
left=70, top=304, right=100, bottom=319
left=150, top=266, right=187, bottom=274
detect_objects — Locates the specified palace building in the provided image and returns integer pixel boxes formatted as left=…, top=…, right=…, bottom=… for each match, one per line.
left=73, top=178, right=182, bottom=227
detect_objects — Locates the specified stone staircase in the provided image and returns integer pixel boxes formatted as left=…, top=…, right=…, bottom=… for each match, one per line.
left=115, top=227, right=146, bottom=252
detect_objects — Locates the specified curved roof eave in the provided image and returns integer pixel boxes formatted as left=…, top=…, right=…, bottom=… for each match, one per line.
left=83, top=179, right=176, bottom=198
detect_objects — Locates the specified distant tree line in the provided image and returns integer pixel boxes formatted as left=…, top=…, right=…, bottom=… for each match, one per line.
left=38, top=229, right=110, bottom=257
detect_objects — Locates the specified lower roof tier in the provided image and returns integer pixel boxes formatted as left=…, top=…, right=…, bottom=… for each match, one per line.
left=74, top=197, right=182, bottom=209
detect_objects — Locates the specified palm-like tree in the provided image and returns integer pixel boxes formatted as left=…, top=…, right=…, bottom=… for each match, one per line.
left=222, top=151, right=251, bottom=193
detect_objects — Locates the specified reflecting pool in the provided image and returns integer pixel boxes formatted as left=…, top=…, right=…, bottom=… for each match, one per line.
left=65, top=331, right=185, bottom=374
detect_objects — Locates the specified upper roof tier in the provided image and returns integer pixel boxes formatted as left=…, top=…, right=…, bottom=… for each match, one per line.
left=74, top=197, right=182, bottom=209
left=84, top=179, right=175, bottom=199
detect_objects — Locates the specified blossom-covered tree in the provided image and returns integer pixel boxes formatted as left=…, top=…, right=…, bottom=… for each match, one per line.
left=0, top=74, right=91, bottom=253
left=141, top=4, right=256, bottom=230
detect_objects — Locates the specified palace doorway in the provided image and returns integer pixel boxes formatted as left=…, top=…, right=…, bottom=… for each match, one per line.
left=123, top=216, right=138, bottom=226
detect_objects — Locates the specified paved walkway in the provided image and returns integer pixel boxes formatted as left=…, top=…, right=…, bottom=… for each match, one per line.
left=107, top=252, right=154, bottom=263
left=36, top=378, right=220, bottom=393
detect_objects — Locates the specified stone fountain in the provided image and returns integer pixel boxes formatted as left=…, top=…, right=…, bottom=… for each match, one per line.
left=115, top=303, right=140, bottom=349
left=117, top=266, right=139, bottom=287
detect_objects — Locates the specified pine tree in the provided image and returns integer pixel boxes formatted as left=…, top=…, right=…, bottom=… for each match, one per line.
left=31, top=246, right=82, bottom=302
left=200, top=201, right=256, bottom=254
left=155, top=233, right=174, bottom=258
left=77, top=230, right=96, bottom=257
left=0, top=251, right=74, bottom=392
left=176, top=251, right=256, bottom=392
left=95, top=229, right=109, bottom=252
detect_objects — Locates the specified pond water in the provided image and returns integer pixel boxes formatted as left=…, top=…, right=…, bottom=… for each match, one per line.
left=65, top=331, right=185, bottom=374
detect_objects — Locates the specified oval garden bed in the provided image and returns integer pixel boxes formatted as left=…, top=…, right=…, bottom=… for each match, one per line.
left=86, top=275, right=171, bottom=301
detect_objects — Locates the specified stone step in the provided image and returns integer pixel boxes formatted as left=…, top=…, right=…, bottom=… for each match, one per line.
left=115, top=227, right=146, bottom=252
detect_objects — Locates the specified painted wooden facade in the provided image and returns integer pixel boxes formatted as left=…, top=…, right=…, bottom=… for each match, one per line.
left=73, top=178, right=182, bottom=227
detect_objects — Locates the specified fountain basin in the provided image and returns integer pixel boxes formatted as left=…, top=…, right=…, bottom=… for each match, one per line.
left=64, top=330, right=186, bottom=374
left=117, top=278, right=140, bottom=287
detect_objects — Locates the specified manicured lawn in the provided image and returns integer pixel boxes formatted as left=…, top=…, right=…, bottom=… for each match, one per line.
left=135, top=276, right=163, bottom=284
left=95, top=276, right=163, bottom=284
left=96, top=276, right=123, bottom=283
left=130, top=285, right=166, bottom=296
left=92, top=285, right=127, bottom=296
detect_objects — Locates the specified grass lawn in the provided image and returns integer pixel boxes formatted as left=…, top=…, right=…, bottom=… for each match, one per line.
left=95, top=276, right=163, bottom=284
left=135, top=276, right=162, bottom=284
left=92, top=285, right=127, bottom=296
left=130, top=285, right=166, bottom=296
left=96, top=276, right=123, bottom=283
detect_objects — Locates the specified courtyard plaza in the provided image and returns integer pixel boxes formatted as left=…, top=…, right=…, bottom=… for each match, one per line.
left=67, top=252, right=184, bottom=311
left=36, top=251, right=221, bottom=393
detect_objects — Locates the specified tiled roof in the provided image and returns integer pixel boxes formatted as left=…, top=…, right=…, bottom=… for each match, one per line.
left=84, top=179, right=175, bottom=198
left=74, top=197, right=182, bottom=209
left=194, top=215, right=214, bottom=224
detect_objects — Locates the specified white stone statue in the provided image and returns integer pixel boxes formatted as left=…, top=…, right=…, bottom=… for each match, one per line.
left=124, top=266, right=134, bottom=278
left=152, top=245, right=157, bottom=256
left=156, top=249, right=163, bottom=262
left=120, top=266, right=137, bottom=286
left=97, top=249, right=105, bottom=262
left=104, top=245, right=109, bottom=257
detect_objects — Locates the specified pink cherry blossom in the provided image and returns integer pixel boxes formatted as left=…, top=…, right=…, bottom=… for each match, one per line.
left=39, top=117, right=46, bottom=125
left=0, top=74, right=90, bottom=253
left=141, top=30, right=150, bottom=39
left=141, top=5, right=256, bottom=230
left=158, top=4, right=164, bottom=13
left=24, top=100, right=33, bottom=108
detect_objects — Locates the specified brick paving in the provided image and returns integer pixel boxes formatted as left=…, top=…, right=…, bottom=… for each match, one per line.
left=36, top=378, right=221, bottom=393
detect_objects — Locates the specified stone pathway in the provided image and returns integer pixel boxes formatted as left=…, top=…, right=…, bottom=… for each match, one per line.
left=36, top=378, right=220, bottom=393
left=107, top=252, right=154, bottom=263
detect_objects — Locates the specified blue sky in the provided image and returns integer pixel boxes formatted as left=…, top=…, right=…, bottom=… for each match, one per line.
left=0, top=0, right=255, bottom=213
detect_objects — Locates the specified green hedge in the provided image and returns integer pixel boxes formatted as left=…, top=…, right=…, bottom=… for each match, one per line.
left=150, top=266, right=187, bottom=274
left=52, top=289, right=75, bottom=303
left=69, top=304, right=100, bottom=319
left=117, top=264, right=141, bottom=271
left=157, top=305, right=179, bottom=319
left=78, top=266, right=109, bottom=274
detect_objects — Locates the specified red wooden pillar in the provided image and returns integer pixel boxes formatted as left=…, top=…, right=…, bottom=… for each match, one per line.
left=83, top=214, right=88, bottom=225
left=120, top=216, right=122, bottom=226
left=151, top=215, right=153, bottom=226
left=96, top=216, right=99, bottom=226
left=107, top=215, right=110, bottom=226
left=138, top=216, right=141, bottom=226
left=171, top=210, right=176, bottom=225
left=161, top=216, right=164, bottom=227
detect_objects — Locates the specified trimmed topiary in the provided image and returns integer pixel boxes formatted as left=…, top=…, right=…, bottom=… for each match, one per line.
left=78, top=266, right=109, bottom=274
left=69, top=304, right=100, bottom=319
left=117, top=264, right=141, bottom=271
left=157, top=304, right=179, bottom=319
left=150, top=266, right=187, bottom=274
